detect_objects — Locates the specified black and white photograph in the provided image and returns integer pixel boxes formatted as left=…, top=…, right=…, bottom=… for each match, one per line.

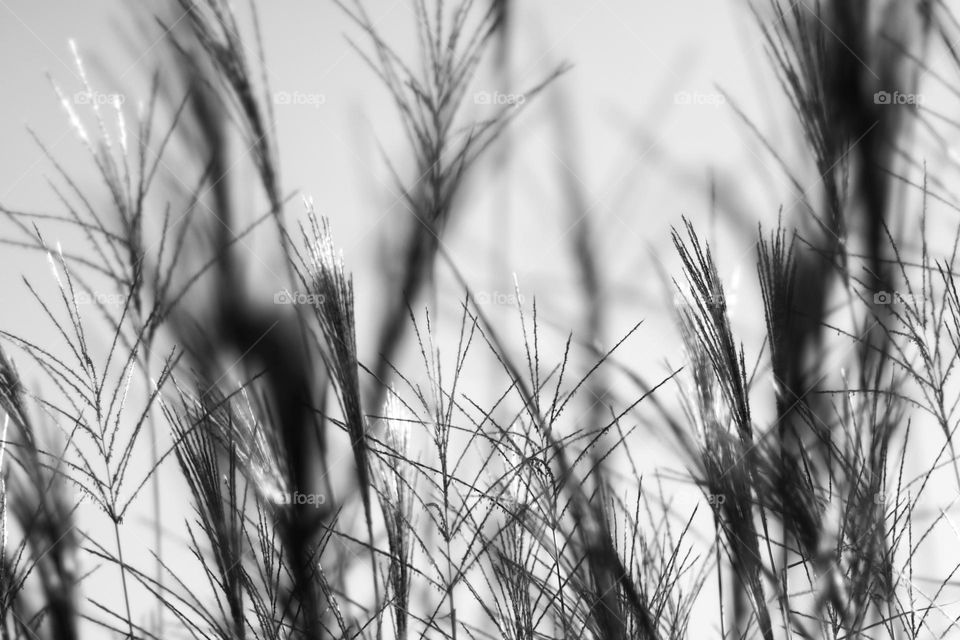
left=0, top=1, right=956, bottom=638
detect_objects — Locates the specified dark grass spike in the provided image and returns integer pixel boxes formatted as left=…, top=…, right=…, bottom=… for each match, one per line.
left=672, top=218, right=753, bottom=446
left=163, top=377, right=322, bottom=636
left=298, top=207, right=375, bottom=547
left=756, top=216, right=829, bottom=627
left=672, top=219, right=775, bottom=640
left=757, top=215, right=798, bottom=424
left=171, top=0, right=285, bottom=227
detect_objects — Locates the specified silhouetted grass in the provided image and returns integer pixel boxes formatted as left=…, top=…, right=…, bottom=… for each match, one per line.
left=0, top=0, right=957, bottom=638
